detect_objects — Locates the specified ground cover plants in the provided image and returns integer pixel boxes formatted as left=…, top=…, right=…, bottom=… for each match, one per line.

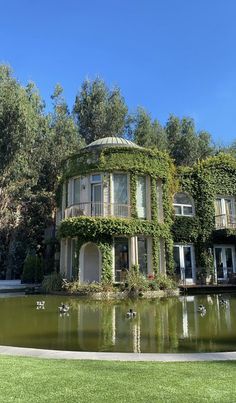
left=0, top=356, right=235, bottom=403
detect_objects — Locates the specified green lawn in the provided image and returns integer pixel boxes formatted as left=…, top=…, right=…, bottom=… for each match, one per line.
left=0, top=356, right=235, bottom=402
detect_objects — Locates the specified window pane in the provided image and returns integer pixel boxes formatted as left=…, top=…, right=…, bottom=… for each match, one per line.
left=74, top=179, right=80, bottom=204
left=183, top=206, right=193, bottom=215
left=136, top=176, right=146, bottom=218
left=138, top=237, right=148, bottom=275
left=225, top=199, right=233, bottom=216
left=174, top=193, right=192, bottom=205
left=91, top=174, right=101, bottom=182
left=174, top=246, right=180, bottom=276
left=174, top=205, right=182, bottom=215
left=183, top=246, right=193, bottom=279
left=214, top=199, right=222, bottom=216
left=66, top=182, right=69, bottom=207
left=114, top=238, right=129, bottom=282
left=113, top=174, right=128, bottom=205
left=225, top=248, right=233, bottom=268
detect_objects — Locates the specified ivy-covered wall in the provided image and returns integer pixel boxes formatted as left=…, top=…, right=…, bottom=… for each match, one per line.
left=58, top=146, right=176, bottom=280
left=58, top=145, right=236, bottom=281
left=172, top=153, right=236, bottom=276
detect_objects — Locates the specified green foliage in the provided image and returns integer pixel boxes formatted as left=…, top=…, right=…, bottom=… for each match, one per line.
left=64, top=281, right=104, bottom=295
left=73, top=78, right=129, bottom=143
left=0, top=65, right=83, bottom=279
left=172, top=153, right=236, bottom=278
left=165, top=115, right=215, bottom=166
left=132, top=107, right=167, bottom=150
left=152, top=273, right=177, bottom=290
left=124, top=265, right=148, bottom=294
left=22, top=255, right=43, bottom=283
left=41, top=271, right=63, bottom=292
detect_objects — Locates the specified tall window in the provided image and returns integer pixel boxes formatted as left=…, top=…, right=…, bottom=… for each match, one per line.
left=136, top=176, right=147, bottom=219
left=173, top=193, right=194, bottom=216
left=114, top=237, right=129, bottom=282
left=137, top=237, right=148, bottom=275
left=91, top=174, right=102, bottom=216
left=113, top=174, right=128, bottom=217
left=215, top=197, right=235, bottom=228
left=73, top=178, right=80, bottom=204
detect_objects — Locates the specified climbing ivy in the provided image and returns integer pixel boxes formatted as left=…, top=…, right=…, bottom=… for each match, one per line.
left=172, top=153, right=236, bottom=276
left=58, top=145, right=176, bottom=280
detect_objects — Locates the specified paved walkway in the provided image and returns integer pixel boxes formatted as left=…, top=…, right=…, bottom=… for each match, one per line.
left=0, top=345, right=236, bottom=361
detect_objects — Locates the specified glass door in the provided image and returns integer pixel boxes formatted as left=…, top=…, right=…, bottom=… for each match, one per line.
left=174, top=245, right=195, bottom=284
left=214, top=245, right=235, bottom=281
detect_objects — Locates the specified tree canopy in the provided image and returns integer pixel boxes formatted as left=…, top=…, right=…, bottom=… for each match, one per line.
left=73, top=78, right=129, bottom=144
left=0, top=64, right=230, bottom=278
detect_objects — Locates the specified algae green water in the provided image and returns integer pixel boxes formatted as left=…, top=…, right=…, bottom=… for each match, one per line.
left=0, top=294, right=235, bottom=353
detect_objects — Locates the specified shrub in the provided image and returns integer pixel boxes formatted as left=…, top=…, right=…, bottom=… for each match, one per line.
left=41, top=272, right=63, bottom=292
left=125, top=265, right=148, bottom=295
left=22, top=255, right=43, bottom=283
left=64, top=281, right=103, bottom=295
left=153, top=274, right=176, bottom=290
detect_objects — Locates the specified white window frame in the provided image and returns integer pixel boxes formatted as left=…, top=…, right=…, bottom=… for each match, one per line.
left=111, top=172, right=130, bottom=217
left=174, top=244, right=196, bottom=284
left=215, top=196, right=236, bottom=228
left=136, top=175, right=148, bottom=219
left=173, top=193, right=194, bottom=217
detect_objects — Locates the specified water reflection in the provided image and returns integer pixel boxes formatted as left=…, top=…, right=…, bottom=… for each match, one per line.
left=0, top=294, right=235, bottom=353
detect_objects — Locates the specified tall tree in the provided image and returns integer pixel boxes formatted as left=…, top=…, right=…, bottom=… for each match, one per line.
left=165, top=115, right=214, bottom=166
left=73, top=78, right=128, bottom=143
left=0, top=66, right=82, bottom=278
left=132, top=108, right=167, bottom=150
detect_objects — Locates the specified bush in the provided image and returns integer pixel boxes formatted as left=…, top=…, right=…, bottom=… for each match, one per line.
left=41, top=272, right=63, bottom=292
left=125, top=265, right=148, bottom=295
left=22, top=255, right=43, bottom=283
left=152, top=274, right=176, bottom=290
left=64, top=281, right=103, bottom=295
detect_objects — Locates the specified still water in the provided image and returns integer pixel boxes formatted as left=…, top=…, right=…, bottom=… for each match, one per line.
left=0, top=294, right=236, bottom=353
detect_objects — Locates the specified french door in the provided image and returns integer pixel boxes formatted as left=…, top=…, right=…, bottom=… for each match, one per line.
left=174, top=245, right=195, bottom=284
left=214, top=245, right=235, bottom=281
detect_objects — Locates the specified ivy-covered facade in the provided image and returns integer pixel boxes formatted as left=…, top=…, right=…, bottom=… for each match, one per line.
left=58, top=137, right=175, bottom=283
left=57, top=137, right=236, bottom=286
left=172, top=154, right=236, bottom=285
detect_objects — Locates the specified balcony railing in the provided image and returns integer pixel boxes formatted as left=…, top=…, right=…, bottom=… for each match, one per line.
left=215, top=214, right=236, bottom=230
left=65, top=202, right=131, bottom=219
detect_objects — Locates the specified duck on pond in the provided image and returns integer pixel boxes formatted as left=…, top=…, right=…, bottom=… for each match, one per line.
left=126, top=309, right=136, bottom=318
left=36, top=301, right=45, bottom=309
left=219, top=299, right=229, bottom=308
left=58, top=303, right=70, bottom=314
left=197, top=305, right=207, bottom=316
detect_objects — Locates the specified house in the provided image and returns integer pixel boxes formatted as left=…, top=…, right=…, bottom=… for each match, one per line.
left=57, top=138, right=236, bottom=286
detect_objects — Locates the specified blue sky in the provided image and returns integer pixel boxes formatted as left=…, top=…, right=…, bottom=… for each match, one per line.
left=1, top=0, right=236, bottom=145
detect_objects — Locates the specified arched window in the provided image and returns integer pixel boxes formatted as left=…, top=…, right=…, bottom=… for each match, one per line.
left=173, top=193, right=194, bottom=216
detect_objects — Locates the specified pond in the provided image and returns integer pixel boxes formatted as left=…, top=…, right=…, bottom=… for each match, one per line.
left=0, top=293, right=236, bottom=353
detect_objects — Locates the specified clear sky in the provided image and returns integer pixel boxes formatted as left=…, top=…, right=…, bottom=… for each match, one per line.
left=1, top=0, right=236, bottom=145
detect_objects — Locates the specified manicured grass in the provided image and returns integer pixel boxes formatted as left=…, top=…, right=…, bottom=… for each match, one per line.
left=0, top=356, right=236, bottom=402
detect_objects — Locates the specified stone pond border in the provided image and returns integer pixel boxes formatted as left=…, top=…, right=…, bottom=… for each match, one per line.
left=0, top=346, right=236, bottom=361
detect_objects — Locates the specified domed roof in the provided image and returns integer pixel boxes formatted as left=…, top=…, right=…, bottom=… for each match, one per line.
left=84, top=136, right=141, bottom=149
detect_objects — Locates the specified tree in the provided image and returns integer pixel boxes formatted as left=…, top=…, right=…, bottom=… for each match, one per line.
left=165, top=115, right=214, bottom=166
left=0, top=66, right=83, bottom=279
left=73, top=78, right=128, bottom=143
left=132, top=108, right=167, bottom=150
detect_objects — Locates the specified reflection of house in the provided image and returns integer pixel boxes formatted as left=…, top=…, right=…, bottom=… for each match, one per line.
left=57, top=139, right=236, bottom=286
